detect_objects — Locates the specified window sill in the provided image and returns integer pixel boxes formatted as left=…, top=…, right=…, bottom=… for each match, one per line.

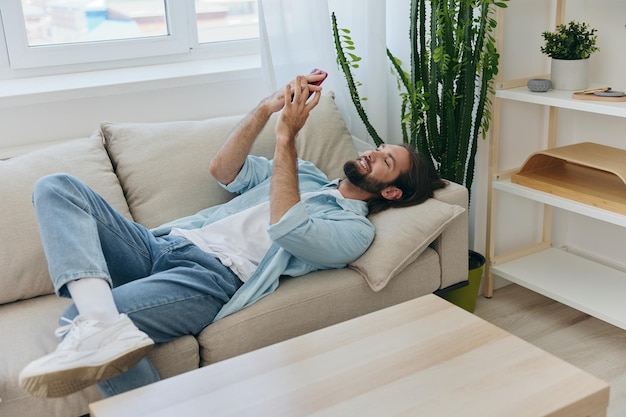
left=0, top=55, right=261, bottom=109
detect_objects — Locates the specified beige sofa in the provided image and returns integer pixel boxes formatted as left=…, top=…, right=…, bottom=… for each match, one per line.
left=0, top=94, right=468, bottom=417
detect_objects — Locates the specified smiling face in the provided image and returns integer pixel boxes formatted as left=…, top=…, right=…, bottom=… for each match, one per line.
left=343, top=144, right=412, bottom=195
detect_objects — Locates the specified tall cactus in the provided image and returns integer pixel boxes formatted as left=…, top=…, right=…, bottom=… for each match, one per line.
left=332, top=0, right=507, bottom=196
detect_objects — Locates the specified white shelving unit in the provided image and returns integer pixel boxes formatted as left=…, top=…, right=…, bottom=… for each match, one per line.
left=485, top=0, right=626, bottom=330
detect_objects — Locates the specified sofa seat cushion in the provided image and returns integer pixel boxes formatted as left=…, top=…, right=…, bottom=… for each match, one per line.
left=0, top=133, right=132, bottom=304
left=197, top=248, right=440, bottom=366
left=102, top=93, right=358, bottom=229
left=0, top=294, right=200, bottom=417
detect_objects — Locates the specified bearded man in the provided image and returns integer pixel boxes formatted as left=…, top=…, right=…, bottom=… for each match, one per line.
left=19, top=71, right=446, bottom=399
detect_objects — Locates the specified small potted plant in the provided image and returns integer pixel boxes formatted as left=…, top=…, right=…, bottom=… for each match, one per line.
left=541, top=21, right=599, bottom=90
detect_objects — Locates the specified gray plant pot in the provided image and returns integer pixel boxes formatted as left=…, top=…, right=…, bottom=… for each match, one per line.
left=550, top=58, right=589, bottom=90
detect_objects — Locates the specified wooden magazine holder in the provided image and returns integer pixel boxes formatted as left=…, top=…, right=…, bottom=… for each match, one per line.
left=511, top=142, right=626, bottom=215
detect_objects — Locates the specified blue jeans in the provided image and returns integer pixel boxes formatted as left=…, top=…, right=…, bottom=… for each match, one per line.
left=32, top=173, right=243, bottom=396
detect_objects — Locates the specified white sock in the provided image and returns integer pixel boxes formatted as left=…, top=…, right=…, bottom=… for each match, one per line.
left=67, top=278, right=121, bottom=324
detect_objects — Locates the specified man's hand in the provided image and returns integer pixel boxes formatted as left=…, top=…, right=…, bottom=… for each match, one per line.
left=269, top=75, right=322, bottom=224
left=275, top=75, right=322, bottom=142
left=210, top=72, right=324, bottom=187
left=261, top=70, right=326, bottom=115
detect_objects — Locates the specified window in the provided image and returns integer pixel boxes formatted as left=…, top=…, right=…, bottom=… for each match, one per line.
left=195, top=0, right=258, bottom=44
left=1, top=0, right=259, bottom=69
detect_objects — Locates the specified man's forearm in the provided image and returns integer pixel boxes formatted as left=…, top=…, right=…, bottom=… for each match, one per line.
left=270, top=137, right=300, bottom=224
left=269, top=76, right=321, bottom=224
left=209, top=101, right=274, bottom=185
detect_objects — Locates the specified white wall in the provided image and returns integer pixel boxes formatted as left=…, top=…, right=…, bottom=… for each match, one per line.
left=0, top=68, right=270, bottom=157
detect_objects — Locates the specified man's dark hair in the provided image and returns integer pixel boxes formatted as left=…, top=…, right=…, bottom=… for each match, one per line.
left=367, top=144, right=448, bottom=215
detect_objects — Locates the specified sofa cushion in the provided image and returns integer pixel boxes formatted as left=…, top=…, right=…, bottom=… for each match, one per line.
left=349, top=198, right=465, bottom=292
left=101, top=115, right=245, bottom=229
left=102, top=93, right=358, bottom=229
left=0, top=133, right=131, bottom=304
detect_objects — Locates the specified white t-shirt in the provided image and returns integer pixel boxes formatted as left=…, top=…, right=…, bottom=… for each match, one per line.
left=169, top=190, right=341, bottom=282
left=170, top=200, right=272, bottom=282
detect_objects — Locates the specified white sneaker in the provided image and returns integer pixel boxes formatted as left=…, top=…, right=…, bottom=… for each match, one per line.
left=19, top=314, right=154, bottom=398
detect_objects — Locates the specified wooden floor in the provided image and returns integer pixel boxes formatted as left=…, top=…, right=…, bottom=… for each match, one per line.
left=474, top=284, right=626, bottom=417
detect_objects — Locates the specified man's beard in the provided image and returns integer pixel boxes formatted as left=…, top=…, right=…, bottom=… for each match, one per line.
left=343, top=160, right=392, bottom=195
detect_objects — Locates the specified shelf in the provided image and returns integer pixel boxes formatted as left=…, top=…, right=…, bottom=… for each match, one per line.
left=493, top=179, right=626, bottom=227
left=491, top=247, right=626, bottom=330
left=496, top=86, right=626, bottom=118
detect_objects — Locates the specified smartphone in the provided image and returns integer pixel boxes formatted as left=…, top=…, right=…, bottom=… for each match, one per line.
left=308, top=69, right=328, bottom=86
left=291, top=69, right=326, bottom=100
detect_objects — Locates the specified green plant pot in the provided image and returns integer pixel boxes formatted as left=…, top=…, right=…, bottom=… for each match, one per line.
left=439, top=250, right=486, bottom=313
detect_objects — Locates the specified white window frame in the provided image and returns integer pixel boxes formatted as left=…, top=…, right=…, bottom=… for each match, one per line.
left=1, top=1, right=200, bottom=69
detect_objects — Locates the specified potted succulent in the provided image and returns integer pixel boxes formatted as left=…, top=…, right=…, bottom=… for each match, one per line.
left=541, top=21, right=599, bottom=90
left=332, top=0, right=509, bottom=312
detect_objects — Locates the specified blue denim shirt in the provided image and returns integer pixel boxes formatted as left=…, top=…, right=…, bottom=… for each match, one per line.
left=151, top=155, right=374, bottom=321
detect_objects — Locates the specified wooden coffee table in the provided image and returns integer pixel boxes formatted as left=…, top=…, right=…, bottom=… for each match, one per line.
left=90, top=294, right=609, bottom=417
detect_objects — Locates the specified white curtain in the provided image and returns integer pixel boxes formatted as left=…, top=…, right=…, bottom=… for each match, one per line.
left=258, top=0, right=389, bottom=145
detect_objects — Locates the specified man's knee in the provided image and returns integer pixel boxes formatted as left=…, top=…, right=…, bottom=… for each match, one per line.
left=32, top=173, right=81, bottom=206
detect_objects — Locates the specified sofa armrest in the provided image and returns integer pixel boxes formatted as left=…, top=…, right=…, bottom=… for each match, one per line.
left=431, top=181, right=469, bottom=289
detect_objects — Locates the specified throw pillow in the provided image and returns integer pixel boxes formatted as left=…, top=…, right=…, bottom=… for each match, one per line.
left=349, top=198, right=465, bottom=292
left=0, top=133, right=131, bottom=304
left=102, top=115, right=246, bottom=229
